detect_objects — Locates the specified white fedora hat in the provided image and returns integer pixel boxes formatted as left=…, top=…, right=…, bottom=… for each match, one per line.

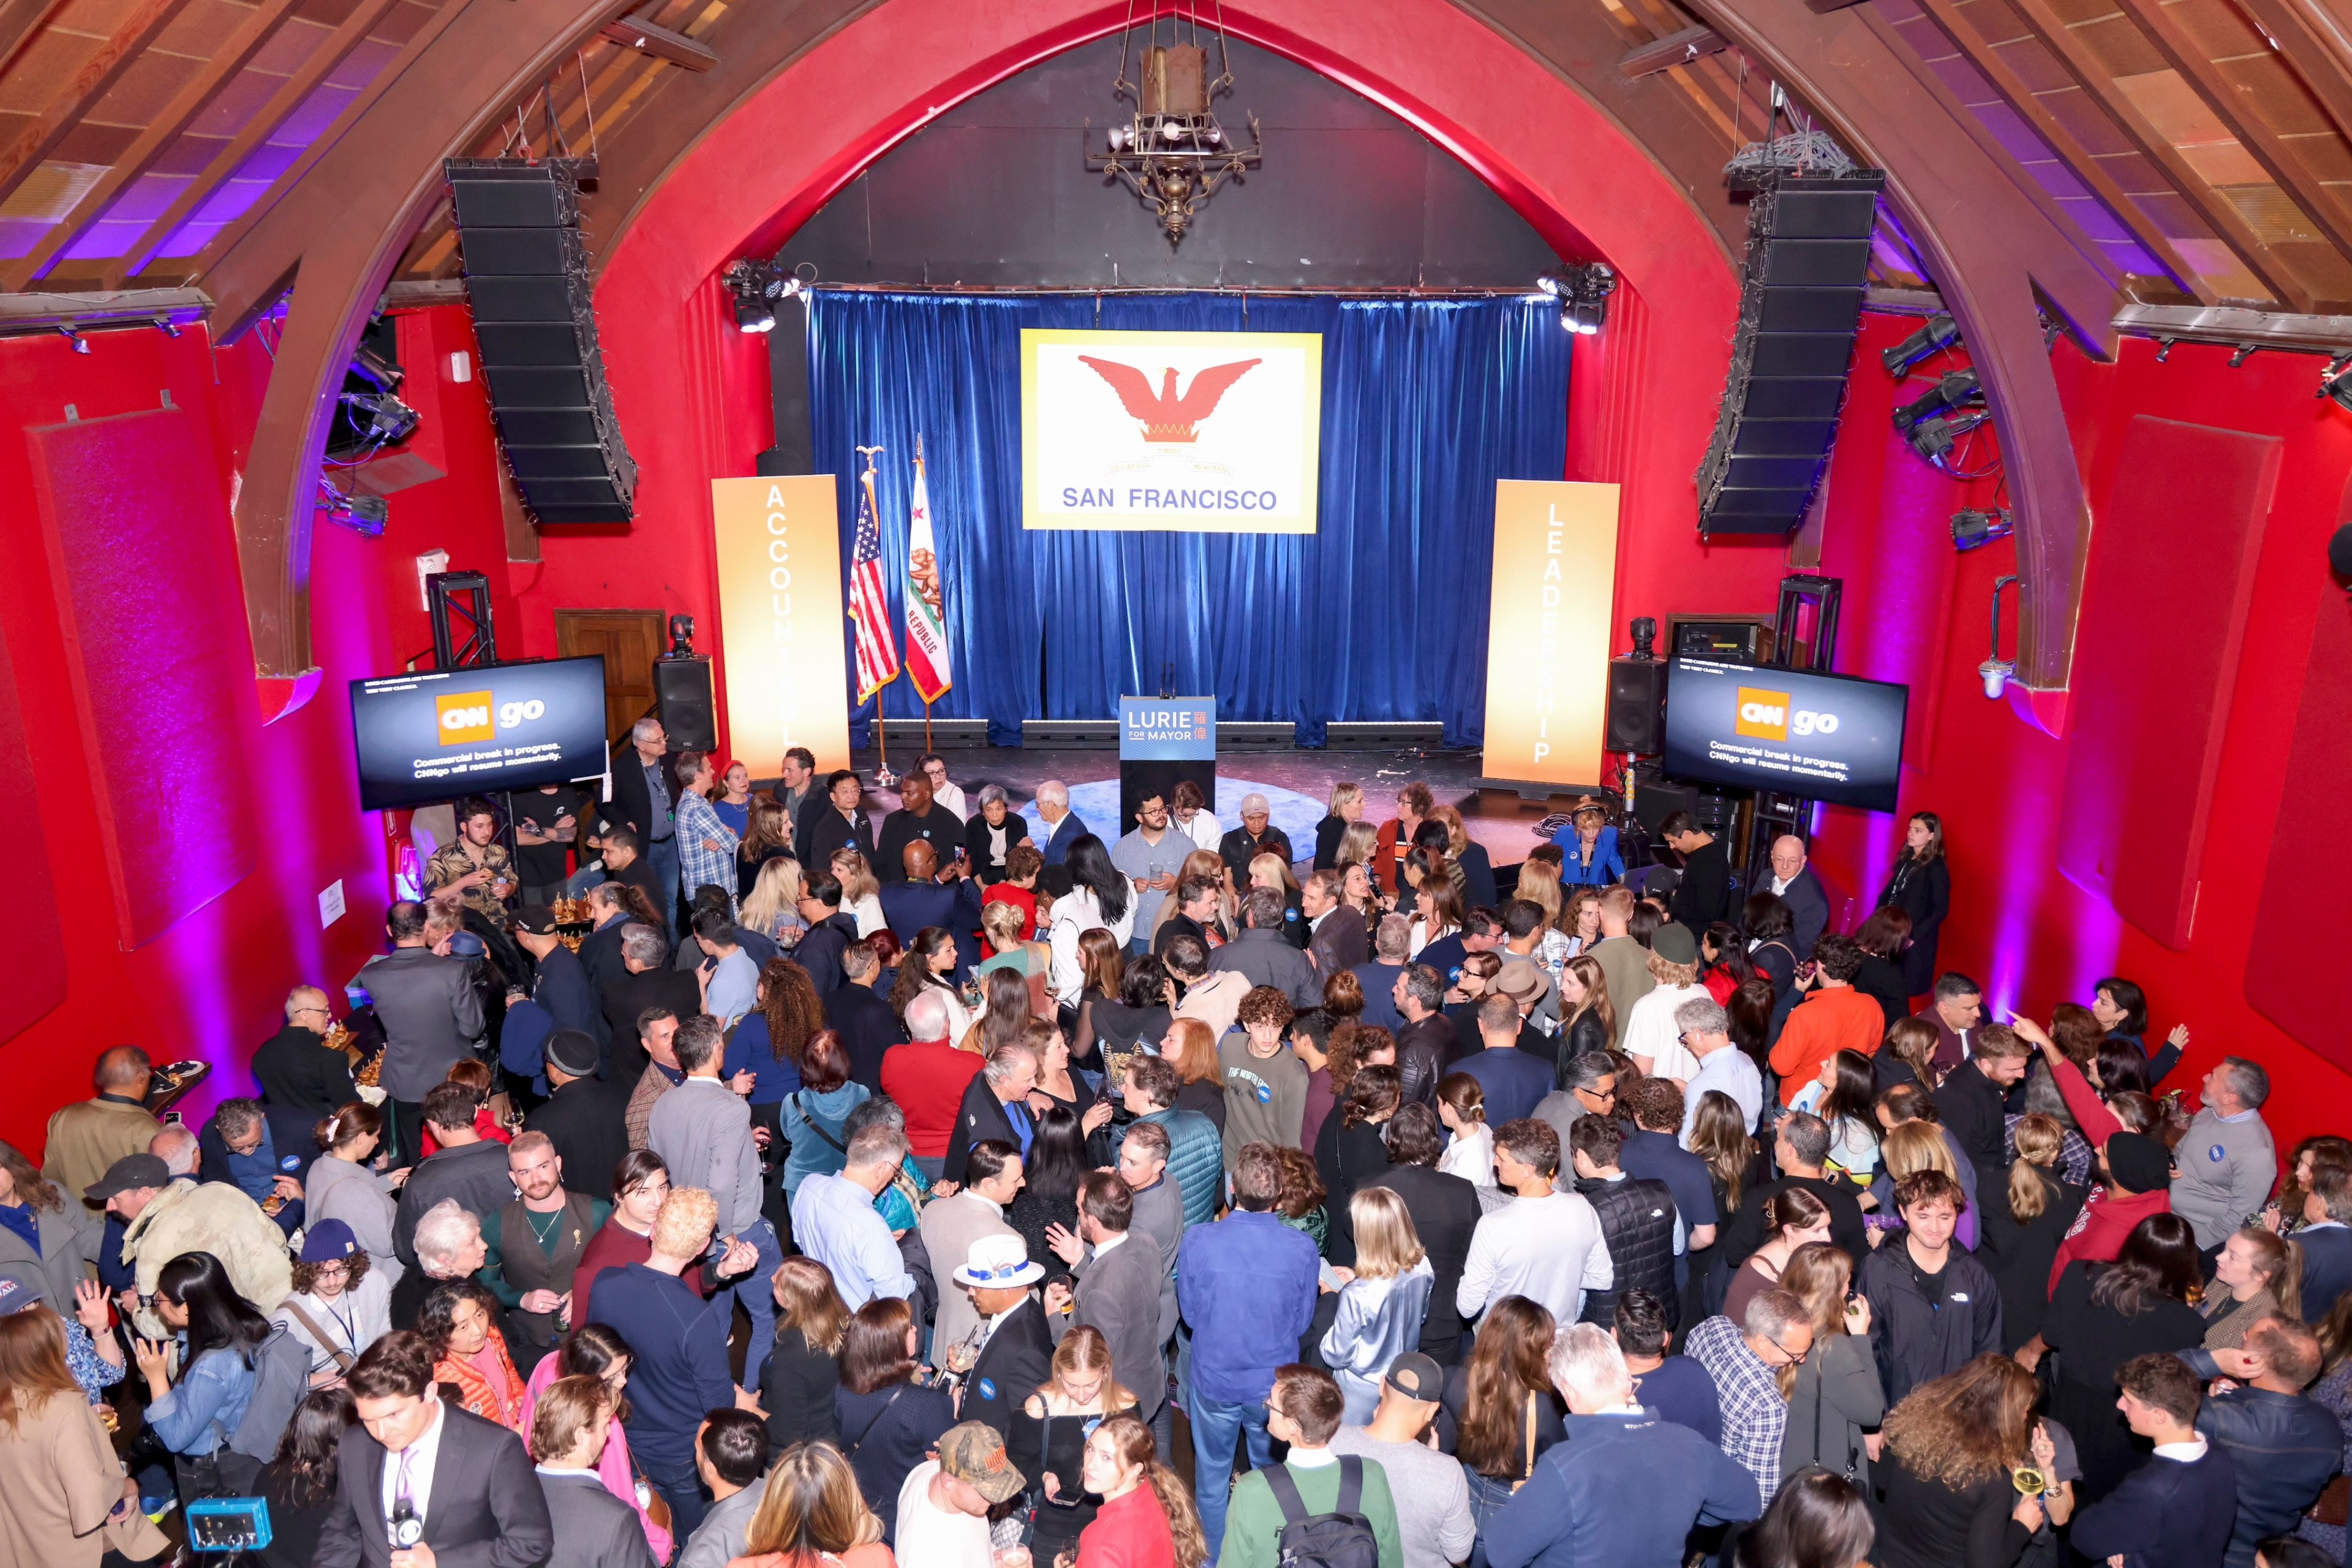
left=953, top=1233, right=1044, bottom=1289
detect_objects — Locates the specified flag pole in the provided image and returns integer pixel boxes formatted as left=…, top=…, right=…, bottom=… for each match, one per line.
left=855, top=444, right=899, bottom=788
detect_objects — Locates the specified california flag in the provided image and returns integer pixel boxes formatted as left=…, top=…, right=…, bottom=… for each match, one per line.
left=903, top=449, right=952, bottom=703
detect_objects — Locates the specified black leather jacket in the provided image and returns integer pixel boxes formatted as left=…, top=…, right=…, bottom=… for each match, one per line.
left=2180, top=1352, right=2346, bottom=1568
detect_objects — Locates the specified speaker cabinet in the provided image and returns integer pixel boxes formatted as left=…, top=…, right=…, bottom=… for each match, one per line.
left=445, top=158, right=638, bottom=523
left=1605, top=657, right=1667, bottom=755
left=654, top=657, right=716, bottom=750
left=1695, top=169, right=1885, bottom=537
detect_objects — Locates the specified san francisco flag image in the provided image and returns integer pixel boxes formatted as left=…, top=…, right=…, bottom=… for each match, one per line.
left=903, top=443, right=953, bottom=703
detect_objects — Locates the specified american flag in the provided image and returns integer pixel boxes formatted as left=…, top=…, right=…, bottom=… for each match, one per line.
left=849, top=456, right=900, bottom=700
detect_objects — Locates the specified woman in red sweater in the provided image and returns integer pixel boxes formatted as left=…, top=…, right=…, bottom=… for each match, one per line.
left=1074, top=1414, right=1207, bottom=1568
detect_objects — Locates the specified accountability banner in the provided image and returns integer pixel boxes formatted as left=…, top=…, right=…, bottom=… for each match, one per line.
left=1479, top=480, right=1621, bottom=790
left=1021, top=328, right=1322, bottom=532
left=710, top=475, right=852, bottom=772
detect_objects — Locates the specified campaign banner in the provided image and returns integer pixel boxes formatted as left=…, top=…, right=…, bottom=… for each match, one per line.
left=1479, top=480, right=1621, bottom=787
left=710, top=475, right=853, bottom=772
left=1022, top=328, right=1322, bottom=532
left=1120, top=695, right=1216, bottom=761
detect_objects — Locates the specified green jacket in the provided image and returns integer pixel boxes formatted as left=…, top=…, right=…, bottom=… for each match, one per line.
left=1219, top=1453, right=1405, bottom=1568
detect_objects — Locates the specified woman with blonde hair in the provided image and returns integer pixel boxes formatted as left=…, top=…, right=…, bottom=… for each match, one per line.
left=1316, top=780, right=1365, bottom=871
left=763, top=1256, right=851, bottom=1450
left=1979, top=1112, right=2086, bottom=1352
left=829, top=848, right=885, bottom=937
left=2202, top=1224, right=2302, bottom=1349
left=1321, top=1186, right=1436, bottom=1420
left=1514, top=873, right=1575, bottom=973
left=1074, top=1411, right=1209, bottom=1567
left=1010, top=1324, right=1139, bottom=1566
left=1872, top=1355, right=2050, bottom=1568
left=1874, top=1120, right=1979, bottom=1250
left=975, top=898, right=1048, bottom=979
left=1335, top=818, right=1381, bottom=885
left=734, top=1440, right=894, bottom=1568
left=1435, top=1072, right=1495, bottom=1188
left=737, top=853, right=807, bottom=946
left=1778, top=1242, right=1886, bottom=1488
left=1249, top=850, right=1307, bottom=947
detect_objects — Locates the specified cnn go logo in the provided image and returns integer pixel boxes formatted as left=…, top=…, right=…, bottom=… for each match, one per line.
left=434, top=690, right=545, bottom=746
left=1733, top=685, right=1838, bottom=743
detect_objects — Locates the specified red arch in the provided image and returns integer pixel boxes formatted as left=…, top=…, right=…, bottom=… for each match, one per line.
left=534, top=0, right=1781, bottom=733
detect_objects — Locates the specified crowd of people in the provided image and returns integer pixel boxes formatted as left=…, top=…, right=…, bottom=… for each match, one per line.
left=3, top=749, right=2345, bottom=1568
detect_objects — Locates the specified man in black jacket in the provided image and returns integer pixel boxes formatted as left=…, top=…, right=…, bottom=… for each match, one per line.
left=2071, top=1353, right=2238, bottom=1568
left=1723, top=1112, right=1867, bottom=1268
left=1391, top=965, right=1453, bottom=1106
left=576, top=883, right=633, bottom=996
left=392, top=1082, right=522, bottom=1272
left=793, top=875, right=860, bottom=994
left=524, top=1031, right=633, bottom=1202
left=1660, top=813, right=1734, bottom=938
left=1856, top=1169, right=2002, bottom=1405
left=599, top=924, right=701, bottom=1084
left=1569, top=1115, right=1678, bottom=1329
left=952, top=1236, right=1058, bottom=1439
left=1934, top=1022, right=2032, bottom=1192
left=316, top=1330, right=554, bottom=1568
left=252, top=985, right=360, bottom=1117
left=943, top=1042, right=1040, bottom=1186
left=2179, top=1316, right=2344, bottom=1568
left=798, top=769, right=876, bottom=870
left=878, top=840, right=984, bottom=973
left=875, top=771, right=966, bottom=884
left=823, top=940, right=907, bottom=1092
left=511, top=907, right=602, bottom=1047
left=1364, top=1104, right=1482, bottom=1365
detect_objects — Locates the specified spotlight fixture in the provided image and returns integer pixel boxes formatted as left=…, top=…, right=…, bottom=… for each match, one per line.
left=1951, top=507, right=2013, bottom=552
left=1085, top=11, right=1262, bottom=245
left=668, top=613, right=695, bottom=656
left=318, top=477, right=388, bottom=537
left=153, top=315, right=181, bottom=339
left=1881, top=310, right=1959, bottom=376
left=723, top=258, right=809, bottom=334
left=1981, top=574, right=2019, bottom=699
left=56, top=323, right=88, bottom=355
left=339, top=390, right=420, bottom=445
left=1540, top=265, right=1616, bottom=336
left=2320, top=355, right=2352, bottom=412
left=2330, top=521, right=2352, bottom=585
left=1891, top=368, right=1983, bottom=434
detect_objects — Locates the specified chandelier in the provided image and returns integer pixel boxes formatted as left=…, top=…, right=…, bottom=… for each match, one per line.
left=1086, top=4, right=1262, bottom=245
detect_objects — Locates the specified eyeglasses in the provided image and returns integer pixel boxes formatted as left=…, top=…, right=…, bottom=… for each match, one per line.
left=1578, top=1085, right=1617, bottom=1102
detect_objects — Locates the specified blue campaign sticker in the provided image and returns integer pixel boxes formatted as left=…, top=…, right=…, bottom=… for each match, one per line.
left=1256, top=1083, right=1274, bottom=1104
left=281, top=1156, right=301, bottom=1170
left=2209, top=1144, right=2226, bottom=1163
left=978, top=1378, right=998, bottom=1402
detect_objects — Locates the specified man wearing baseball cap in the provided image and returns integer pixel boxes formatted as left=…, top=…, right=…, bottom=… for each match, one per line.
left=895, top=1420, right=1025, bottom=1567
left=90, top=1150, right=291, bottom=1337
left=1329, top=1352, right=1476, bottom=1568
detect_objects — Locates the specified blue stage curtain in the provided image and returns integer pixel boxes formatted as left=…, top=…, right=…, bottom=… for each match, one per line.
left=806, top=290, right=1568, bottom=747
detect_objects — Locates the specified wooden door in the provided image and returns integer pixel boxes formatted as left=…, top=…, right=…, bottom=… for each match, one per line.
left=555, top=609, right=664, bottom=745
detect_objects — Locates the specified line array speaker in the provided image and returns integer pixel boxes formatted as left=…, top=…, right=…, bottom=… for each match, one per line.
left=1695, top=168, right=1885, bottom=537
left=444, top=158, right=638, bottom=523
left=1605, top=657, right=1666, bottom=755
left=654, top=657, right=716, bottom=751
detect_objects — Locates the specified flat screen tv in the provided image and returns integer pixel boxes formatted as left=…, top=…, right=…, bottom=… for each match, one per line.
left=1660, top=657, right=1910, bottom=813
left=349, top=658, right=610, bottom=812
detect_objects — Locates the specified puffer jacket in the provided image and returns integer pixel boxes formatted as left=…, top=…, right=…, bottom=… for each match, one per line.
left=2181, top=1353, right=2346, bottom=1568
left=121, top=1179, right=292, bottom=1337
left=1578, top=1173, right=1678, bottom=1328
left=1141, top=1106, right=1223, bottom=1230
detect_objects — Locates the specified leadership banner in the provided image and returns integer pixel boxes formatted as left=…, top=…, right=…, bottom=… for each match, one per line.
left=710, top=475, right=852, bottom=772
left=1480, top=480, right=1620, bottom=788
left=1021, top=328, right=1322, bottom=532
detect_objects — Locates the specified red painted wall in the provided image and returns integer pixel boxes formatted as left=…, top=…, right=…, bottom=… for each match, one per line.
left=0, top=324, right=396, bottom=1158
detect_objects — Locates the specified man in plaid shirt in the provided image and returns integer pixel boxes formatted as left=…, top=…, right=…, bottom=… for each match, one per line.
left=672, top=751, right=741, bottom=914
left=1684, top=1289, right=1815, bottom=1512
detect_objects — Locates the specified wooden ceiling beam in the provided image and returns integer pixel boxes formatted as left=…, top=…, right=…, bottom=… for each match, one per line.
left=2001, top=0, right=2314, bottom=309
left=0, top=0, right=73, bottom=81
left=598, top=13, right=716, bottom=71
left=1911, top=0, right=2215, bottom=303
left=2233, top=0, right=2352, bottom=143
left=5, top=0, right=310, bottom=290
left=100, top=0, right=409, bottom=289
left=1621, top=23, right=1725, bottom=78
left=0, top=0, right=197, bottom=211
left=2112, top=0, right=2352, bottom=258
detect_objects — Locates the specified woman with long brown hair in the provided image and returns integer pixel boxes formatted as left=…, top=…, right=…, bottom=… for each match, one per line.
left=1876, top=810, right=1948, bottom=999
left=1725, top=1186, right=1835, bottom=1328
left=1069, top=926, right=1126, bottom=1053
left=734, top=1440, right=893, bottom=1568
left=1556, top=954, right=1614, bottom=1082
left=889, top=926, right=970, bottom=1042
left=1777, top=1243, right=1885, bottom=1490
left=1689, top=1090, right=1757, bottom=1314
left=1009, top=1324, right=1139, bottom=1566
left=833, top=1295, right=955, bottom=1540
left=0, top=1300, right=168, bottom=1568
left=1560, top=886, right=1604, bottom=957
left=1074, top=1411, right=1209, bottom=1567
left=724, top=957, right=825, bottom=1137
left=736, top=799, right=799, bottom=908
left=1874, top=1016, right=1941, bottom=1095
left=1872, top=1354, right=2048, bottom=1568
left=1439, top=1294, right=1562, bottom=1553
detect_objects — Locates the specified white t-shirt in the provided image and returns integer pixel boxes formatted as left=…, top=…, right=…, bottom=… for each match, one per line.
left=895, top=1462, right=994, bottom=1567
left=1440, top=1123, right=1497, bottom=1187
left=1622, top=982, right=1709, bottom=1081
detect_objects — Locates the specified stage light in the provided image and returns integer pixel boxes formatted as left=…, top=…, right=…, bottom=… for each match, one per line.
left=56, top=323, right=88, bottom=354
left=1543, top=265, right=1615, bottom=335
left=318, top=477, right=386, bottom=537
left=341, top=390, right=420, bottom=444
left=1882, top=310, right=1959, bottom=377
left=1892, top=368, right=1982, bottom=434
left=733, top=293, right=776, bottom=334
left=669, top=613, right=695, bottom=656
left=153, top=315, right=181, bottom=339
left=1951, top=507, right=2012, bottom=552
left=2321, top=355, right=2352, bottom=412
left=1981, top=574, right=2018, bottom=698
left=2331, top=522, right=2352, bottom=586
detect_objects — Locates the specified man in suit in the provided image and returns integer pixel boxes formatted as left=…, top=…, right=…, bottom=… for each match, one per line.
left=523, top=1031, right=631, bottom=1203
left=919, top=1139, right=1022, bottom=1366
left=875, top=771, right=967, bottom=884
left=253, top=986, right=361, bottom=1117
left=823, top=940, right=907, bottom=1092
left=773, top=746, right=823, bottom=858
left=528, top=1371, right=658, bottom=1568
left=606, top=717, right=682, bottom=929
left=363, top=902, right=488, bottom=1170
left=2073, top=1354, right=2237, bottom=1568
left=942, top=1041, right=1040, bottom=1186
left=951, top=1234, right=1057, bottom=1438
left=599, top=923, right=701, bottom=1085
left=1365, top=1103, right=1483, bottom=1365
left=392, top=1082, right=519, bottom=1273
left=315, top=1330, right=553, bottom=1568
left=1207, top=888, right=1321, bottom=1009
left=1045, top=1172, right=1169, bottom=1427
left=1033, top=778, right=1088, bottom=867
left=878, top=840, right=984, bottom=974
left=575, top=884, right=633, bottom=997
left=1660, top=812, right=1735, bottom=937
left=797, top=769, right=876, bottom=871
left=510, top=908, right=601, bottom=1044
left=2297, top=1166, right=2352, bottom=1323
left=1763, top=834, right=1830, bottom=958
left=791, top=875, right=861, bottom=995
left=1302, top=870, right=1368, bottom=977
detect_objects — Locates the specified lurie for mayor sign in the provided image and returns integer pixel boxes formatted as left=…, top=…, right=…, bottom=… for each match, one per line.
left=1120, top=696, right=1216, bottom=760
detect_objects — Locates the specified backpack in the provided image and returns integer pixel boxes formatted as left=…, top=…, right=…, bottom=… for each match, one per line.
left=227, top=1324, right=312, bottom=1461
left=1263, top=1457, right=1380, bottom=1568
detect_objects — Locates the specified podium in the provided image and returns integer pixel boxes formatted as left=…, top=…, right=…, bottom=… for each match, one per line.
left=1120, top=695, right=1216, bottom=829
